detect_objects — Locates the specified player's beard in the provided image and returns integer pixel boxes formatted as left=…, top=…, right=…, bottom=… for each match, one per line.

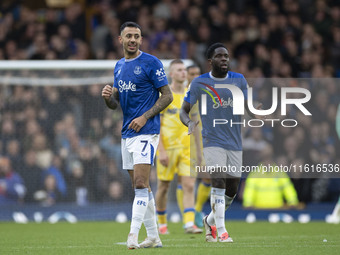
left=125, top=43, right=139, bottom=56
left=213, top=62, right=229, bottom=77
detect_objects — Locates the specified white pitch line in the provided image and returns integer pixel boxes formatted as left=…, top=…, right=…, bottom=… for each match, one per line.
left=114, top=241, right=340, bottom=248
left=21, top=245, right=112, bottom=249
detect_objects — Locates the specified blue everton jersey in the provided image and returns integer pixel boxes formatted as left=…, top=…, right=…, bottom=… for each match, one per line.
left=184, top=71, right=248, bottom=151
left=113, top=51, right=168, bottom=138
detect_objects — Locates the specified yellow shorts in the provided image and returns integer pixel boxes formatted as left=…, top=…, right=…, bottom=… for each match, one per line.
left=157, top=147, right=191, bottom=181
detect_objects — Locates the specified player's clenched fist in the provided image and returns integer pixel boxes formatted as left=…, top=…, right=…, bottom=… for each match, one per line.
left=102, top=85, right=119, bottom=110
left=102, top=84, right=113, bottom=101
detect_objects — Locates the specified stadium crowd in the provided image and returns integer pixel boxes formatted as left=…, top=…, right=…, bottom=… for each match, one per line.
left=0, top=0, right=340, bottom=206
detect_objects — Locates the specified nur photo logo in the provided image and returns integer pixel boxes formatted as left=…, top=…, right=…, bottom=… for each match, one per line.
left=199, top=82, right=312, bottom=128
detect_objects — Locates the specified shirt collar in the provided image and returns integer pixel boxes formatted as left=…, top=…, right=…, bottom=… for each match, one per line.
left=209, top=71, right=229, bottom=81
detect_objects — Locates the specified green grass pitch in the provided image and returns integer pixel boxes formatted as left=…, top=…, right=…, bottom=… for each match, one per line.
left=0, top=221, right=339, bottom=255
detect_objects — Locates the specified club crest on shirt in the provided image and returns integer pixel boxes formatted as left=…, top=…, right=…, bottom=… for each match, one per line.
left=134, top=66, right=142, bottom=75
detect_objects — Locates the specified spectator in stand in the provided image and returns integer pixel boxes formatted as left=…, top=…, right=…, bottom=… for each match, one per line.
left=243, top=127, right=269, bottom=167
left=0, top=156, right=26, bottom=205
left=107, top=181, right=124, bottom=202
left=67, top=159, right=88, bottom=206
left=34, top=174, right=62, bottom=206
left=32, top=133, right=54, bottom=171
left=0, top=119, right=16, bottom=151
left=19, top=150, right=42, bottom=203
left=242, top=145, right=299, bottom=209
left=5, top=139, right=23, bottom=174
left=43, top=155, right=67, bottom=198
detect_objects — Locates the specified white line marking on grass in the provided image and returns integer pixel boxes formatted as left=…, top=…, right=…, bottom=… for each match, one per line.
left=22, top=245, right=113, bottom=249
left=163, top=244, right=340, bottom=248
left=163, top=239, right=204, bottom=242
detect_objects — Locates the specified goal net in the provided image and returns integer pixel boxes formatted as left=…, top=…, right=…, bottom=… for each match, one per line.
left=0, top=59, right=193, bottom=223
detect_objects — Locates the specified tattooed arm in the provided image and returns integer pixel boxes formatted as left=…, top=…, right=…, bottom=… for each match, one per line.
left=128, top=85, right=173, bottom=132
left=144, top=85, right=173, bottom=119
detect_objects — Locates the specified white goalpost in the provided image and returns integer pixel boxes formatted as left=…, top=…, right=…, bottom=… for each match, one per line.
left=0, top=60, right=194, bottom=86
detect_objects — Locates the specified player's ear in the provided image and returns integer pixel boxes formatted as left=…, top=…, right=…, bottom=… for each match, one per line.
left=118, top=35, right=122, bottom=44
left=168, top=65, right=174, bottom=78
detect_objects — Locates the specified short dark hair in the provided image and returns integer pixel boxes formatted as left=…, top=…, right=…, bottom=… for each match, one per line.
left=169, top=59, right=184, bottom=67
left=120, top=21, right=142, bottom=35
left=206, top=43, right=228, bottom=59
left=187, top=64, right=200, bottom=71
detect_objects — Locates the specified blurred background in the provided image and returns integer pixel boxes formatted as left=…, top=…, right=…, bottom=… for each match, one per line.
left=0, top=0, right=340, bottom=222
